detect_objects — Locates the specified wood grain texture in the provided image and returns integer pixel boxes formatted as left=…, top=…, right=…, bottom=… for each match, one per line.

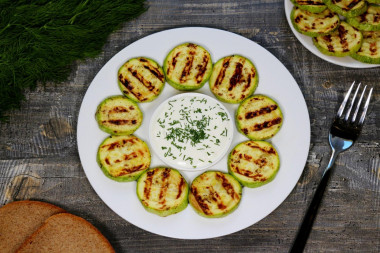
left=0, top=0, right=379, bottom=252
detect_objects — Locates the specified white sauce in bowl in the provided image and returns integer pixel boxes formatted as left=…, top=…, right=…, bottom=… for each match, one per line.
left=149, top=93, right=233, bottom=171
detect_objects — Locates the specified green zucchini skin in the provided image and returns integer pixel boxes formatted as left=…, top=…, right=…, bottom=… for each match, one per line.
left=351, top=31, right=380, bottom=64
left=236, top=95, right=283, bottom=141
left=188, top=171, right=242, bottom=218
left=366, top=0, right=380, bottom=3
left=163, top=43, right=213, bottom=91
left=136, top=167, right=189, bottom=217
left=322, top=0, right=368, bottom=18
left=313, top=22, right=363, bottom=57
left=118, top=57, right=165, bottom=103
left=228, top=140, right=280, bottom=188
left=290, top=0, right=327, bottom=13
left=209, top=55, right=258, bottom=104
left=291, top=7, right=340, bottom=37
left=95, top=95, right=143, bottom=135
left=97, top=135, right=151, bottom=182
left=347, top=4, right=380, bottom=31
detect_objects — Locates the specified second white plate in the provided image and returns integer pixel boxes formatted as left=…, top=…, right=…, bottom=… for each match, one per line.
left=284, top=0, right=380, bottom=68
left=77, top=27, right=311, bottom=239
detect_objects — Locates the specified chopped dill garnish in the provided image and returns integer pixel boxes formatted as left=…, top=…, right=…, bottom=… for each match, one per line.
left=157, top=118, right=165, bottom=128
left=217, top=112, right=229, bottom=121
left=164, top=147, right=173, bottom=157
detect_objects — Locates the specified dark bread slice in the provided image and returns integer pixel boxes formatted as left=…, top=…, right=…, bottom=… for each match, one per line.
left=17, top=213, right=115, bottom=253
left=0, top=200, right=66, bottom=253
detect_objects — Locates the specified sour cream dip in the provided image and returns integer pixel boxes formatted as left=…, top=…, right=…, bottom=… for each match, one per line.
left=149, top=93, right=233, bottom=171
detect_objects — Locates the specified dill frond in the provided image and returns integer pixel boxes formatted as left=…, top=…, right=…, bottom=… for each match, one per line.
left=0, top=0, right=147, bottom=121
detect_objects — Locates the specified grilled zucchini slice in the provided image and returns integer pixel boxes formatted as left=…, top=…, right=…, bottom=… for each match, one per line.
left=367, top=0, right=380, bottom=3
left=209, top=55, right=258, bottom=103
left=163, top=43, right=212, bottom=91
left=291, top=7, right=340, bottom=37
left=95, top=95, right=142, bottom=135
left=290, top=0, right=327, bottom=13
left=228, top=141, right=280, bottom=188
left=236, top=95, right=283, bottom=140
left=118, top=57, right=165, bottom=103
left=97, top=135, right=150, bottom=182
left=189, top=171, right=242, bottom=218
left=347, top=4, right=380, bottom=31
left=136, top=167, right=189, bottom=217
left=313, top=21, right=363, bottom=56
left=351, top=31, right=380, bottom=63
left=322, top=0, right=367, bottom=18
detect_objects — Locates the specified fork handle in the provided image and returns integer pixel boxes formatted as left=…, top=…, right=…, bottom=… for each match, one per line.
left=290, top=150, right=339, bottom=253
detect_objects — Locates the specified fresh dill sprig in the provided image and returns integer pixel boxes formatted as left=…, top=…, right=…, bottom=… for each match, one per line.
left=0, top=0, right=147, bottom=121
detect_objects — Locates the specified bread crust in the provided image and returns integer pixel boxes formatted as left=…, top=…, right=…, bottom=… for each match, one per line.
left=0, top=200, right=66, bottom=253
left=17, top=213, right=115, bottom=253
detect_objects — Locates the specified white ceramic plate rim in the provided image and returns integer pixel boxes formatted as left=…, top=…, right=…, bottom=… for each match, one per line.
left=284, top=0, right=380, bottom=68
left=148, top=92, right=234, bottom=171
left=77, top=27, right=311, bottom=239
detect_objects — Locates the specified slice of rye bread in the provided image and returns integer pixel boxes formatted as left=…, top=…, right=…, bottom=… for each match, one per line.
left=17, top=213, right=115, bottom=253
left=0, top=200, right=66, bottom=253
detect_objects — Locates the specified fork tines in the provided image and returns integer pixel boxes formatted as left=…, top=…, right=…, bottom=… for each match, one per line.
left=336, top=81, right=373, bottom=125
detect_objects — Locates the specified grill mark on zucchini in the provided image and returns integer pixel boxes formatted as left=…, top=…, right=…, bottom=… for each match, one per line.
left=215, top=58, right=230, bottom=87
left=338, top=25, right=350, bottom=52
left=143, top=65, right=165, bottom=83
left=242, top=74, right=252, bottom=94
left=245, top=142, right=277, bottom=155
left=167, top=52, right=181, bottom=75
left=144, top=170, right=155, bottom=200
left=158, top=168, right=171, bottom=205
left=191, top=187, right=211, bottom=215
left=252, top=117, right=282, bottom=131
left=245, top=104, right=278, bottom=119
left=124, top=152, right=138, bottom=161
left=110, top=106, right=128, bottom=113
left=228, top=62, right=243, bottom=91
left=176, top=177, right=185, bottom=199
left=195, top=53, right=210, bottom=83
left=235, top=152, right=269, bottom=169
left=370, top=42, right=377, bottom=54
left=105, top=138, right=136, bottom=151
left=118, top=75, right=144, bottom=101
left=233, top=166, right=267, bottom=181
left=207, top=186, right=227, bottom=210
left=116, top=164, right=144, bottom=177
left=215, top=172, right=237, bottom=200
left=297, top=0, right=325, bottom=5
left=128, top=67, right=155, bottom=91
left=344, top=0, right=361, bottom=11
left=102, top=119, right=137, bottom=125
left=179, top=54, right=195, bottom=83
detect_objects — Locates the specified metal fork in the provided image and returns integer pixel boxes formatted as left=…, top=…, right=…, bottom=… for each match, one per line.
left=290, top=81, right=373, bottom=253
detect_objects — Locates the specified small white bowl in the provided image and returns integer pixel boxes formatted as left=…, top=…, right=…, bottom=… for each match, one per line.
left=149, top=92, right=234, bottom=172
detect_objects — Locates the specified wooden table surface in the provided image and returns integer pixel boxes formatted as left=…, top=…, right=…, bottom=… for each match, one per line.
left=0, top=1, right=379, bottom=252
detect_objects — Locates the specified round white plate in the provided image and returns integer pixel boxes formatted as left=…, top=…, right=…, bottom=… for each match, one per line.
left=77, top=27, right=310, bottom=239
left=284, top=1, right=380, bottom=68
